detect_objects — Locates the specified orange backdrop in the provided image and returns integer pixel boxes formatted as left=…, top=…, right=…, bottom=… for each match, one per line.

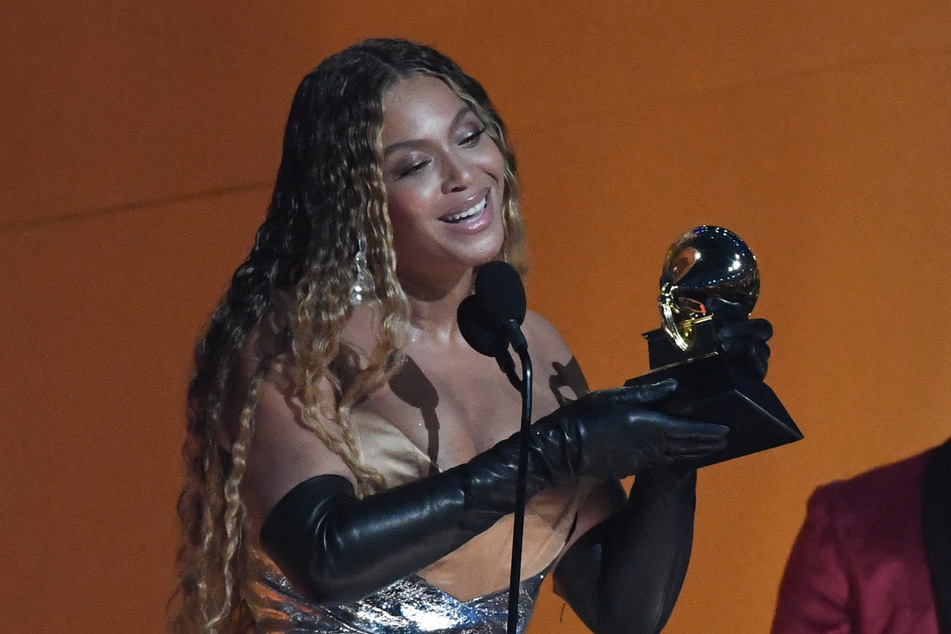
left=2, top=2, right=950, bottom=632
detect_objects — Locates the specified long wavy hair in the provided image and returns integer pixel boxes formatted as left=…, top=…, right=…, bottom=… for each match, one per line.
left=170, top=38, right=527, bottom=633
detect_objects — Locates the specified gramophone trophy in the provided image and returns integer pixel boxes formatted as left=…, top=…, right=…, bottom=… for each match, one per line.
left=625, top=226, right=802, bottom=467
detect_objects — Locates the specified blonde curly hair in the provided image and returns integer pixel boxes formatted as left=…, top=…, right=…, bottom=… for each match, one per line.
left=170, top=38, right=528, bottom=633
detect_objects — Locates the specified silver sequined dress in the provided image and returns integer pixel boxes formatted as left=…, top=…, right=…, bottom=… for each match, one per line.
left=250, top=565, right=549, bottom=634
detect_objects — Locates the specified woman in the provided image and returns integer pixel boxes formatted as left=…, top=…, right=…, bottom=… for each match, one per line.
left=172, top=38, right=769, bottom=634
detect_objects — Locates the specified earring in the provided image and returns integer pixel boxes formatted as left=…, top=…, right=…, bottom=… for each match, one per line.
left=350, top=237, right=373, bottom=304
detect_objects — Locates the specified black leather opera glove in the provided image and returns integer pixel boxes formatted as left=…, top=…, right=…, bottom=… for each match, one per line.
left=260, top=380, right=728, bottom=605
left=708, top=296, right=773, bottom=380
left=552, top=467, right=699, bottom=634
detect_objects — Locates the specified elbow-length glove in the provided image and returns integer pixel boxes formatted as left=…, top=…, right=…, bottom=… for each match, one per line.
left=259, top=380, right=728, bottom=605
left=552, top=467, right=699, bottom=634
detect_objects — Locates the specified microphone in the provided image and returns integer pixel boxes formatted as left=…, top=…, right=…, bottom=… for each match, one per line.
left=459, top=260, right=528, bottom=356
left=458, top=295, right=519, bottom=390
left=457, top=294, right=505, bottom=357
left=457, top=262, right=528, bottom=389
left=456, top=260, right=532, bottom=634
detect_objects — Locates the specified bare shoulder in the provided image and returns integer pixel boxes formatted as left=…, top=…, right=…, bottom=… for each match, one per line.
left=522, top=310, right=572, bottom=358
left=225, top=324, right=358, bottom=531
left=522, top=310, right=590, bottom=402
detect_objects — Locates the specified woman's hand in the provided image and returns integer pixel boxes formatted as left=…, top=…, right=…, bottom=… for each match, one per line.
left=546, top=380, right=729, bottom=479
left=708, top=296, right=773, bottom=380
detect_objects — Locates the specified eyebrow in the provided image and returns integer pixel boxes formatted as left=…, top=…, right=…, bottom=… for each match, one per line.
left=382, top=105, right=475, bottom=157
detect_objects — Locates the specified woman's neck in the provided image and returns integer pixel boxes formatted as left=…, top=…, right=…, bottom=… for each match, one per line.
left=402, top=269, right=474, bottom=346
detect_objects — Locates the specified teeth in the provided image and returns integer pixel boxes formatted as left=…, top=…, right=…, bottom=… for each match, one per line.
left=444, top=196, right=486, bottom=223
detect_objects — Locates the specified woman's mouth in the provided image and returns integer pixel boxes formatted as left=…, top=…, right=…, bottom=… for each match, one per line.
left=441, top=195, right=487, bottom=224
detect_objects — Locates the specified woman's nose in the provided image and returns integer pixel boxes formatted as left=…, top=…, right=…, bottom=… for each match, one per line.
left=441, top=152, right=475, bottom=193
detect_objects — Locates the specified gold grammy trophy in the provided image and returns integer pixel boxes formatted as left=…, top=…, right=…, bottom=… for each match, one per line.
left=625, top=226, right=802, bottom=467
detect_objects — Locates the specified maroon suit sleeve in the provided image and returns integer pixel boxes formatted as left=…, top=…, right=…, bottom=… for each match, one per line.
left=771, top=486, right=854, bottom=634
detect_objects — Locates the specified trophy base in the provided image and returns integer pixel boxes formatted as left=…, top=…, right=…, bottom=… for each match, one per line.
left=626, top=326, right=803, bottom=468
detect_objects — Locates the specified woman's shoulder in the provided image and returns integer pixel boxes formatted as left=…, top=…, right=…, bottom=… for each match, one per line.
left=522, top=310, right=589, bottom=398
left=522, top=309, right=571, bottom=356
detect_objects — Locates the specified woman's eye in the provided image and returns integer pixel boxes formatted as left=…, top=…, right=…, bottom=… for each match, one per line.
left=397, top=159, right=430, bottom=179
left=460, top=127, right=486, bottom=146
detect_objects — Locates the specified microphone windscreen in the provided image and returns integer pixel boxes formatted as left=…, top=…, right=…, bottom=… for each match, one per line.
left=457, top=295, right=501, bottom=358
left=473, top=261, right=526, bottom=327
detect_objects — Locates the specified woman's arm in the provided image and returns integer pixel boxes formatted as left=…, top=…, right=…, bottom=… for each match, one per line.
left=520, top=312, right=694, bottom=634
left=547, top=301, right=774, bottom=634
left=250, top=373, right=727, bottom=606
left=553, top=469, right=699, bottom=634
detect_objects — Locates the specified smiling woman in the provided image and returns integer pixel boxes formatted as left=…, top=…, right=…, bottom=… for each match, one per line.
left=170, top=37, right=768, bottom=634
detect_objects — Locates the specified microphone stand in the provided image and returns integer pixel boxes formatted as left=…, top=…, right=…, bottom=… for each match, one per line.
left=456, top=262, right=533, bottom=634
left=504, top=321, right=532, bottom=634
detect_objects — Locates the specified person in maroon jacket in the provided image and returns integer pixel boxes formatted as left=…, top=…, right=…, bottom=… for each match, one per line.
left=771, top=437, right=951, bottom=634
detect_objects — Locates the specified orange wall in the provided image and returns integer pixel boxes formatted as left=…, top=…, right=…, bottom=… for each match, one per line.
left=2, top=3, right=950, bottom=632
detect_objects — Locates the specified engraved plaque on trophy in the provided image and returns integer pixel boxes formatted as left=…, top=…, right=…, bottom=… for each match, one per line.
left=625, top=226, right=802, bottom=467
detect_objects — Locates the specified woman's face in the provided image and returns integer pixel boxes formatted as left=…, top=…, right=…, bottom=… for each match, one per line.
left=380, top=74, right=506, bottom=293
